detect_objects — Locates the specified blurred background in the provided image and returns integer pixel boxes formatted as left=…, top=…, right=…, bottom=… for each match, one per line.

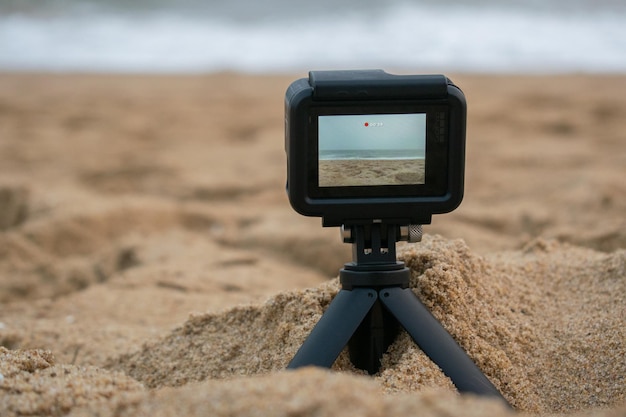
left=1, top=0, right=625, bottom=74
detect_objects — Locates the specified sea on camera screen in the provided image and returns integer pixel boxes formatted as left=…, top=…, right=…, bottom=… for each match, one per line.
left=318, top=113, right=426, bottom=187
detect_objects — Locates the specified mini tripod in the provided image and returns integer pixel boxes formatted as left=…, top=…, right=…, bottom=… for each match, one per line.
left=287, top=223, right=509, bottom=404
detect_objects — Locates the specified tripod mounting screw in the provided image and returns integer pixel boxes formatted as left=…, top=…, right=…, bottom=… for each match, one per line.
left=399, top=225, right=423, bottom=243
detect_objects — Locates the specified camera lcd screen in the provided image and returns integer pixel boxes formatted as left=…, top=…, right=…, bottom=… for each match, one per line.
left=308, top=106, right=449, bottom=200
left=318, top=113, right=426, bottom=187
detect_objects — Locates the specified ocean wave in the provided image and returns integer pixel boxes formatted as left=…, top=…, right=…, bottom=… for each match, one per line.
left=1, top=3, right=625, bottom=73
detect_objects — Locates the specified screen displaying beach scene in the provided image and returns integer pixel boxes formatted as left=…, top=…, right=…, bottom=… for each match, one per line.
left=318, top=113, right=426, bottom=187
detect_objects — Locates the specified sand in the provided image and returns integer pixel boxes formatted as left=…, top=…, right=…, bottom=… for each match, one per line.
left=0, top=72, right=625, bottom=417
left=319, top=158, right=425, bottom=187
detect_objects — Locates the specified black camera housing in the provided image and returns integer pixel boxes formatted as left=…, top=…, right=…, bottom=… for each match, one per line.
left=285, top=70, right=466, bottom=227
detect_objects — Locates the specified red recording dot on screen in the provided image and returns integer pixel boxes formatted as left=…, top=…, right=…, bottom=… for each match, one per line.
left=364, top=122, right=369, bottom=127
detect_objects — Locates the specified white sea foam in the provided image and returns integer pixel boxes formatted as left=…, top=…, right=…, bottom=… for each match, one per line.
left=0, top=3, right=625, bottom=73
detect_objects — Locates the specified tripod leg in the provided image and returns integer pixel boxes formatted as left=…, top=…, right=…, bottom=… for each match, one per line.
left=348, top=300, right=400, bottom=374
left=379, top=287, right=510, bottom=404
left=287, top=288, right=377, bottom=369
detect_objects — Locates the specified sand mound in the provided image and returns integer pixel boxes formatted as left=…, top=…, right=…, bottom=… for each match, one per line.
left=69, top=368, right=516, bottom=417
left=109, top=236, right=625, bottom=414
left=0, top=347, right=144, bottom=416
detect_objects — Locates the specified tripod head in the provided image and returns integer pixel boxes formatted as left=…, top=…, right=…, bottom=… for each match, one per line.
left=338, top=222, right=419, bottom=290
left=341, top=223, right=422, bottom=263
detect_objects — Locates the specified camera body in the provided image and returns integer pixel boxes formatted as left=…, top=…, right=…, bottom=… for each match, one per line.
left=285, top=70, right=466, bottom=227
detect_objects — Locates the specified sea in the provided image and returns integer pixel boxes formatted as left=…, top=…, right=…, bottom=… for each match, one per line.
left=319, top=149, right=425, bottom=161
left=1, top=0, right=625, bottom=74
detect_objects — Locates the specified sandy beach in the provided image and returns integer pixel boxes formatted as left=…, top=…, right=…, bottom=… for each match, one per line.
left=319, top=158, right=425, bottom=187
left=0, top=72, right=624, bottom=417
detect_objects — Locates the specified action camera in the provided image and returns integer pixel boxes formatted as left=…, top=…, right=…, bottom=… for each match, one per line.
left=285, top=70, right=466, bottom=227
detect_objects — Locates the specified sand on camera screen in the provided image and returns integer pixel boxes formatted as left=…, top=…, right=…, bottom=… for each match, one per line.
left=318, top=113, right=426, bottom=187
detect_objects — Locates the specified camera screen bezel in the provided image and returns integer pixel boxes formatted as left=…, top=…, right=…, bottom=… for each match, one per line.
left=307, top=103, right=450, bottom=199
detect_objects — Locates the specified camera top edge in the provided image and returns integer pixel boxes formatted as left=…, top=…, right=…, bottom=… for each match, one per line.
left=308, top=70, right=452, bottom=101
